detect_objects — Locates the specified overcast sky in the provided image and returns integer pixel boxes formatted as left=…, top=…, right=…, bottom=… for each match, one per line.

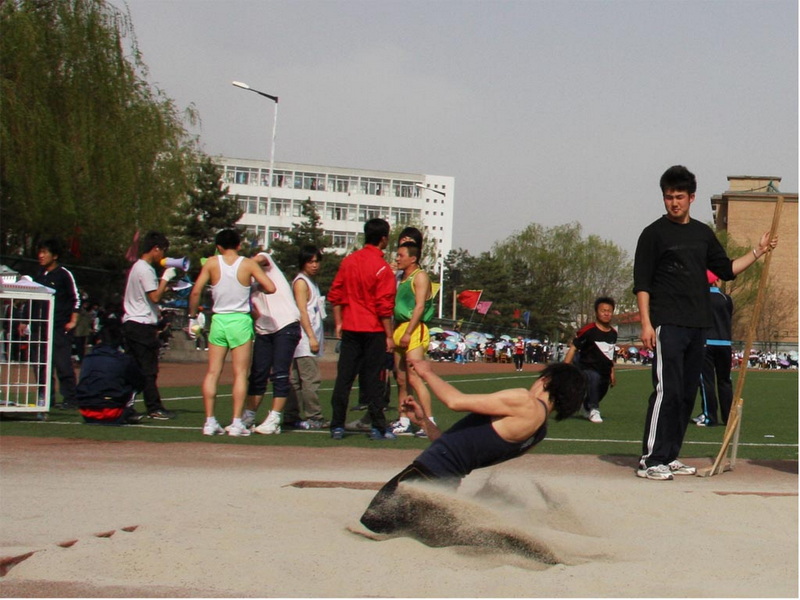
left=113, top=0, right=798, bottom=256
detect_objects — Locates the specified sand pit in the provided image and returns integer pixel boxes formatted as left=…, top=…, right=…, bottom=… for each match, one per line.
left=0, top=437, right=796, bottom=597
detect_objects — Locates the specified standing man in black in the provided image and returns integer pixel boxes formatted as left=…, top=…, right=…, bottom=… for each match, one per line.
left=633, top=165, right=777, bottom=481
left=31, top=238, right=81, bottom=409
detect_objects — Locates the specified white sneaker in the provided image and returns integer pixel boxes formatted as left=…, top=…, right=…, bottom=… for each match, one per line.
left=391, top=420, right=411, bottom=434
left=225, top=422, right=252, bottom=437
left=667, top=459, right=696, bottom=476
left=636, top=464, right=674, bottom=480
left=255, top=412, right=281, bottom=435
left=203, top=421, right=225, bottom=436
left=588, top=409, right=603, bottom=423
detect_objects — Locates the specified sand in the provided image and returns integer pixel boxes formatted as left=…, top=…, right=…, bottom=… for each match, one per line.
left=0, top=437, right=796, bottom=598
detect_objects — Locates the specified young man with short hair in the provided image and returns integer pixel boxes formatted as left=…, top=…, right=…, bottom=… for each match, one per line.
left=30, top=238, right=81, bottom=409
left=564, top=296, right=617, bottom=424
left=361, top=360, right=587, bottom=533
left=122, top=231, right=177, bottom=420
left=188, top=229, right=276, bottom=437
left=328, top=218, right=397, bottom=440
left=633, top=165, right=778, bottom=480
left=391, top=241, right=435, bottom=436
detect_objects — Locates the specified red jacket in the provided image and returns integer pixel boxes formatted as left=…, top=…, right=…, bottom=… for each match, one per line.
left=328, top=245, right=396, bottom=333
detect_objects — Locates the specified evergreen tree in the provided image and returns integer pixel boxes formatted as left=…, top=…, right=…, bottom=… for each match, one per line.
left=171, top=156, right=244, bottom=276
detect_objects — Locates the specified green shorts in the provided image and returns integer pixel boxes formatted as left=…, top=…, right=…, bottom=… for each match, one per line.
left=208, top=313, right=254, bottom=349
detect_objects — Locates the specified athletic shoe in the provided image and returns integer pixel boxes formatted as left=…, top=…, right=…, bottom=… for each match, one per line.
left=588, top=409, right=603, bottom=423
left=148, top=408, right=176, bottom=420
left=696, top=417, right=716, bottom=427
left=345, top=418, right=372, bottom=432
left=368, top=428, right=397, bottom=441
left=391, top=420, right=412, bottom=434
left=306, top=418, right=329, bottom=429
left=636, top=464, right=674, bottom=480
left=667, top=460, right=696, bottom=476
left=414, top=428, right=428, bottom=438
left=692, top=413, right=706, bottom=424
left=254, top=412, right=281, bottom=435
left=350, top=404, right=369, bottom=411
left=127, top=412, right=146, bottom=424
left=241, top=412, right=257, bottom=428
left=225, top=422, right=252, bottom=437
left=331, top=427, right=345, bottom=440
left=203, top=421, right=225, bottom=436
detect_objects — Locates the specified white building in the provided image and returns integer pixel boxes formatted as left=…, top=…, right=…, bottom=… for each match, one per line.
left=216, top=156, right=455, bottom=260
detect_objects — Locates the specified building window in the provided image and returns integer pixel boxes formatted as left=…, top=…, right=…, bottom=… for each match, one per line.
left=237, top=195, right=259, bottom=214
left=358, top=205, right=383, bottom=221
left=393, top=180, right=418, bottom=198
left=361, top=177, right=390, bottom=196
left=326, top=203, right=349, bottom=221
left=270, top=198, right=291, bottom=216
left=272, top=170, right=293, bottom=188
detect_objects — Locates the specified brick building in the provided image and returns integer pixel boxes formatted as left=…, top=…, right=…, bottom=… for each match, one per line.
left=710, top=176, right=798, bottom=350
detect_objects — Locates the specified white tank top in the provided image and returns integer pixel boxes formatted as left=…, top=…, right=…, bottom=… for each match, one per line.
left=211, top=256, right=251, bottom=314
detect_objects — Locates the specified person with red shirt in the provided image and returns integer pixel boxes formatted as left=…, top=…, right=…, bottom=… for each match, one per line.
left=328, top=219, right=397, bottom=440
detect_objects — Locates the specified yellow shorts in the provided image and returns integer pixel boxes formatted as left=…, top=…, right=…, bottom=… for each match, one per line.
left=393, top=322, right=430, bottom=354
left=208, top=313, right=254, bottom=349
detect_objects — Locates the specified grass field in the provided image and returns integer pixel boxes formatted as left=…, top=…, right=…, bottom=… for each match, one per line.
left=1, top=368, right=797, bottom=462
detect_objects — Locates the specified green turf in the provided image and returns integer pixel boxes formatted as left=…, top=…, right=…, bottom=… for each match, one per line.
left=1, top=367, right=796, bottom=462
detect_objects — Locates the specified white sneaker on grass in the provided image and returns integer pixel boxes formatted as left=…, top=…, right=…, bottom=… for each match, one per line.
left=255, top=411, right=281, bottom=435
left=203, top=421, right=225, bottom=436
left=225, top=422, right=252, bottom=437
left=667, top=460, right=696, bottom=476
left=636, top=464, right=674, bottom=481
left=588, top=409, right=603, bottom=423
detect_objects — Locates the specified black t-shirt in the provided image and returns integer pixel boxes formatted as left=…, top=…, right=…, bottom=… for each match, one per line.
left=633, top=216, right=734, bottom=329
left=572, top=323, right=617, bottom=378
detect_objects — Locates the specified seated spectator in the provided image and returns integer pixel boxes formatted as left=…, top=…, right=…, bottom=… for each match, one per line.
left=76, top=322, right=146, bottom=425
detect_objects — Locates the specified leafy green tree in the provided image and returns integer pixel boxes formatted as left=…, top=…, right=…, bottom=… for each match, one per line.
left=268, top=198, right=340, bottom=293
left=0, top=0, right=198, bottom=270
left=170, top=156, right=244, bottom=276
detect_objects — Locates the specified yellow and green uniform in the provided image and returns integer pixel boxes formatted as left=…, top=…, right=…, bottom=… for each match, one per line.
left=393, top=269, right=434, bottom=352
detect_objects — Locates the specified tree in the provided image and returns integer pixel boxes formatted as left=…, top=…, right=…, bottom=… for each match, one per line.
left=170, top=156, right=244, bottom=275
left=0, top=0, right=198, bottom=271
left=267, top=198, right=340, bottom=293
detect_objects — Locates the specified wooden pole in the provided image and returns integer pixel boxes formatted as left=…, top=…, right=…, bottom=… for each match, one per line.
left=697, top=195, right=784, bottom=477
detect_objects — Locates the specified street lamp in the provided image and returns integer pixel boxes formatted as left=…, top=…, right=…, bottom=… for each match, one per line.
left=232, top=81, right=279, bottom=247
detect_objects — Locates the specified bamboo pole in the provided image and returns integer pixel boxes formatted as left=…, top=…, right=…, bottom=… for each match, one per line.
left=697, top=195, right=784, bottom=477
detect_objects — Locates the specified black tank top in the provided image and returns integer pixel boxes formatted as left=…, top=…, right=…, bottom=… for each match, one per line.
left=415, top=405, right=548, bottom=479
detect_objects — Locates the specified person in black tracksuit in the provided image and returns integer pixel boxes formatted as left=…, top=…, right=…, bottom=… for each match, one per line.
left=29, top=239, right=81, bottom=408
left=633, top=165, right=778, bottom=481
left=695, top=272, right=734, bottom=427
left=360, top=360, right=586, bottom=533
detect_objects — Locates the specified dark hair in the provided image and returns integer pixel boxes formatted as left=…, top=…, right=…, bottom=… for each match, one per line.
left=594, top=296, right=616, bottom=311
left=398, top=227, right=423, bottom=247
left=364, top=218, right=390, bottom=246
left=98, top=321, right=124, bottom=348
left=399, top=241, right=420, bottom=263
left=539, top=363, right=587, bottom=422
left=37, top=238, right=62, bottom=258
left=659, top=165, right=697, bottom=195
left=215, top=228, right=241, bottom=250
left=140, top=231, right=169, bottom=254
left=298, top=245, right=323, bottom=269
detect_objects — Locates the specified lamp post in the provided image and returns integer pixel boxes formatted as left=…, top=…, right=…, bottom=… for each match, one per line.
left=414, top=183, right=447, bottom=318
left=232, top=81, right=279, bottom=247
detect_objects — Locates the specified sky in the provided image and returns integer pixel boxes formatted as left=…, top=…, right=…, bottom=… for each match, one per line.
left=112, top=0, right=798, bottom=257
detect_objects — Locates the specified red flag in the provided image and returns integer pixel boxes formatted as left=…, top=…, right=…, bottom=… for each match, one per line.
left=476, top=300, right=492, bottom=315
left=457, top=289, right=482, bottom=310
left=513, top=308, right=521, bottom=320
left=125, top=229, right=140, bottom=263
